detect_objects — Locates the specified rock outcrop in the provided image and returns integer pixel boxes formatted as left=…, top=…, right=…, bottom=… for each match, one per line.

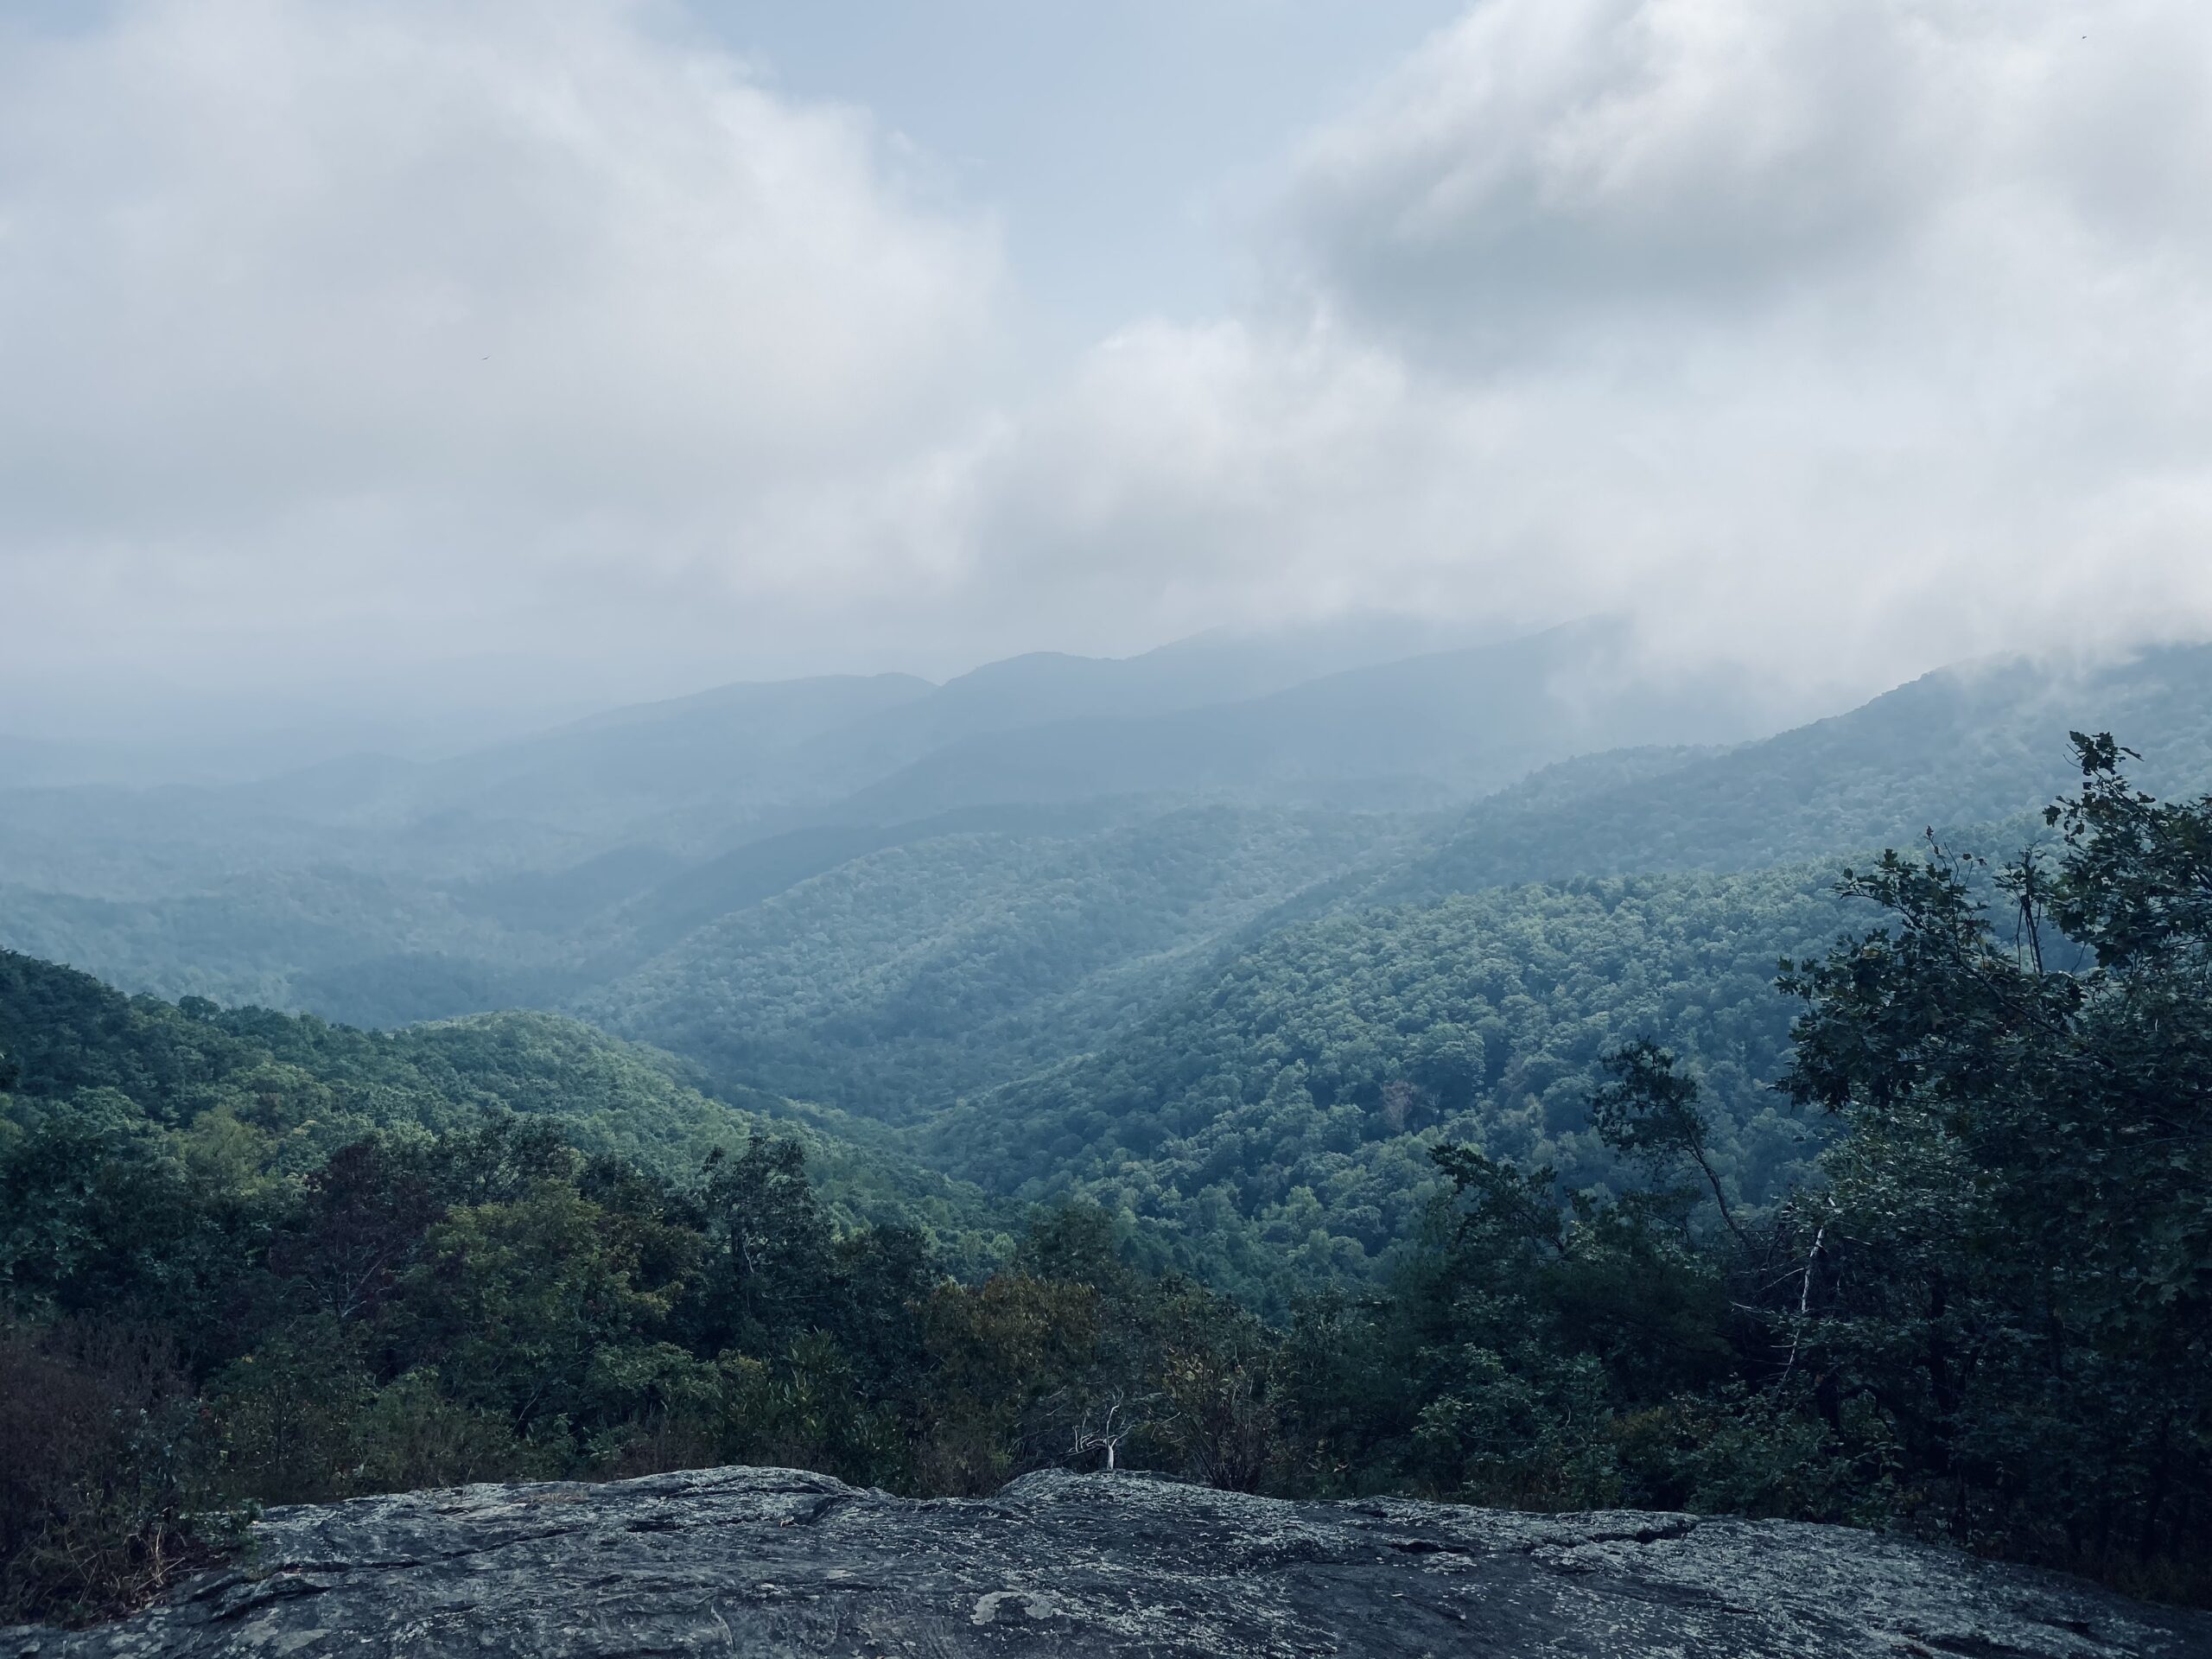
left=10, top=1466, right=2209, bottom=1657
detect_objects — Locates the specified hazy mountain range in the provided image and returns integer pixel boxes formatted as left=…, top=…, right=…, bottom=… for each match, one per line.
left=8, top=620, right=2212, bottom=1289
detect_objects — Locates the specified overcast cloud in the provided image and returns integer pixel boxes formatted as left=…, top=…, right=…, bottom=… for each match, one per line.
left=3, top=0, right=2211, bottom=737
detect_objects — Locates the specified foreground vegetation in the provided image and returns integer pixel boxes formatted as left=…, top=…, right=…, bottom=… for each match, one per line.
left=3, top=736, right=2207, bottom=1622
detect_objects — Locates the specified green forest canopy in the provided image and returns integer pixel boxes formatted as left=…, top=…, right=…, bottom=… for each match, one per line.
left=3, top=736, right=2207, bottom=1623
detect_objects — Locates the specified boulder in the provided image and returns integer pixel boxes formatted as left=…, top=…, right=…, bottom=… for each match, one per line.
left=10, top=1465, right=2209, bottom=1657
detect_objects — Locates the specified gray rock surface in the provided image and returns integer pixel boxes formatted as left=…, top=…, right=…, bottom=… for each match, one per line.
left=10, top=1466, right=2209, bottom=1657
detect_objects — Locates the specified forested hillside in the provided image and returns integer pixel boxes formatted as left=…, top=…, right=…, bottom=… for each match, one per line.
left=927, top=862, right=1862, bottom=1297
left=6, top=741, right=2206, bottom=1620
left=1384, top=644, right=2212, bottom=899
left=582, top=806, right=1406, bottom=1117
left=870, top=648, right=2212, bottom=1301
left=0, top=867, right=545, bottom=1018
left=0, top=951, right=1007, bottom=1262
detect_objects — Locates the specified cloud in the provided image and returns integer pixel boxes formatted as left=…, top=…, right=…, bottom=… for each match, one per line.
left=1286, top=0, right=2212, bottom=348
left=0, top=0, right=1003, bottom=698
left=6, top=0, right=2212, bottom=726
left=941, top=0, right=2212, bottom=692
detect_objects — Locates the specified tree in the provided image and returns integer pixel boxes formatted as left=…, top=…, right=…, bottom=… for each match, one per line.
left=1588, top=1040, right=1748, bottom=1249
left=270, top=1137, right=443, bottom=1324
left=1779, top=734, right=2212, bottom=1584
left=1067, top=1389, right=1144, bottom=1471
left=391, top=1181, right=693, bottom=1434
left=681, top=1137, right=836, bottom=1357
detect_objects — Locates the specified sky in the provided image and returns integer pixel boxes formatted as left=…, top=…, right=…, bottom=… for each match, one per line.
left=4, top=0, right=2212, bottom=750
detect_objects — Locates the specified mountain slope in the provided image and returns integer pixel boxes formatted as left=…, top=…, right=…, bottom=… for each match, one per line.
left=921, top=862, right=1863, bottom=1296
left=0, top=949, right=1007, bottom=1261
left=765, top=614, right=1531, bottom=788
left=2, top=621, right=1754, bottom=976
left=914, top=664, right=2212, bottom=1296
left=582, top=805, right=1415, bottom=1118
left=832, top=621, right=1783, bottom=821
left=1389, top=644, right=2212, bottom=900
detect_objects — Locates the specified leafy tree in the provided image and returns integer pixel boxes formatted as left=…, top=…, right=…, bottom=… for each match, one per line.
left=392, top=1180, right=695, bottom=1434
left=683, top=1137, right=837, bottom=1357
left=1777, top=734, right=2212, bottom=1585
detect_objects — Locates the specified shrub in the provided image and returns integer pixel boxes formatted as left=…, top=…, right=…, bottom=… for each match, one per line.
left=0, top=1316, right=242, bottom=1625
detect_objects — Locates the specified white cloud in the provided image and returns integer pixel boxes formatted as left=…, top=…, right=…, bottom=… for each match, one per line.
left=1286, top=0, right=2212, bottom=346
left=937, top=0, right=2212, bottom=692
left=6, top=0, right=2212, bottom=724
left=0, top=0, right=1003, bottom=697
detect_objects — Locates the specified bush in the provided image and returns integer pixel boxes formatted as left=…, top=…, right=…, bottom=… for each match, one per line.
left=0, top=1317, right=242, bottom=1625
